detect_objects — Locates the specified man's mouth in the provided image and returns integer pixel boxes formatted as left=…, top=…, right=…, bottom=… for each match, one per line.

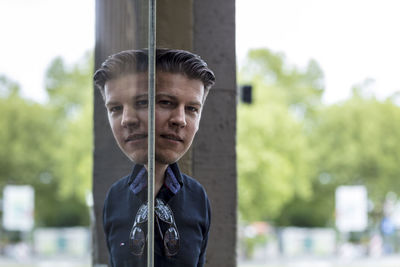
left=125, top=134, right=147, bottom=142
left=160, top=134, right=183, bottom=142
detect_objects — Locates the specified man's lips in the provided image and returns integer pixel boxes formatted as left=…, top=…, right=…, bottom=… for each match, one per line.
left=125, top=134, right=147, bottom=142
left=160, top=134, right=183, bottom=142
left=125, top=133, right=183, bottom=143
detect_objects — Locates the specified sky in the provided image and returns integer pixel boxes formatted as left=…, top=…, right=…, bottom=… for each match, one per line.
left=236, top=0, right=400, bottom=103
left=1, top=0, right=400, bottom=103
left=0, top=0, right=94, bottom=102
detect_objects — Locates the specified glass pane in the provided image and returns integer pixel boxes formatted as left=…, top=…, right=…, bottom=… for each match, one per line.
left=93, top=0, right=152, bottom=266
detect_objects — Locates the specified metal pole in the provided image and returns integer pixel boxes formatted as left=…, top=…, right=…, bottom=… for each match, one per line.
left=147, top=0, right=156, bottom=266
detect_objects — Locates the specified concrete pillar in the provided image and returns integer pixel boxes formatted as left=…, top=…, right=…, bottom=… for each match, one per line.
left=93, top=0, right=236, bottom=265
left=191, top=1, right=237, bottom=266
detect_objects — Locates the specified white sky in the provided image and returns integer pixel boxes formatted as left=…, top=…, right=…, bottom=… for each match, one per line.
left=1, top=0, right=399, bottom=103
left=236, top=0, right=400, bottom=103
left=0, top=0, right=94, bottom=102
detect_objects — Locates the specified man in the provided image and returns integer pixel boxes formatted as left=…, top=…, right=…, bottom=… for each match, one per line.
left=94, top=49, right=215, bottom=267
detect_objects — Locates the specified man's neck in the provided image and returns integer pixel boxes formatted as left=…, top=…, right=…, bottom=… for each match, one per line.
left=144, top=163, right=168, bottom=197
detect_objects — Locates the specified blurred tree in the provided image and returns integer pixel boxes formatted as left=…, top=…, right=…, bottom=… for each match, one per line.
left=239, top=48, right=400, bottom=228
left=0, top=78, right=58, bottom=188
left=0, top=53, right=93, bottom=227
left=46, top=54, right=92, bottom=116
left=277, top=87, right=400, bottom=227
left=310, top=93, right=400, bottom=222
left=237, top=49, right=324, bottom=222
left=237, top=92, right=312, bottom=221
left=45, top=53, right=93, bottom=201
left=0, top=75, right=20, bottom=97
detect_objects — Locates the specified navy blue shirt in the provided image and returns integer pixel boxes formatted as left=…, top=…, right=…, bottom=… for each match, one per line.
left=103, top=163, right=211, bottom=267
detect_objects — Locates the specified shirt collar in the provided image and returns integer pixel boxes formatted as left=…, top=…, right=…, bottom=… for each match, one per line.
left=128, top=164, right=182, bottom=195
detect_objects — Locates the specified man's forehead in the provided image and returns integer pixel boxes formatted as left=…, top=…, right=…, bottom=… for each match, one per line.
left=106, top=72, right=203, bottom=87
left=104, top=73, right=147, bottom=91
left=109, top=72, right=148, bottom=83
left=105, top=72, right=205, bottom=98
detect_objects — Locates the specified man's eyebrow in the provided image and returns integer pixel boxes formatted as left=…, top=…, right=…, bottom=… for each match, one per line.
left=188, top=101, right=202, bottom=107
left=135, top=93, right=148, bottom=99
left=105, top=100, right=119, bottom=107
left=156, top=93, right=176, bottom=100
left=105, top=94, right=148, bottom=107
left=157, top=93, right=202, bottom=106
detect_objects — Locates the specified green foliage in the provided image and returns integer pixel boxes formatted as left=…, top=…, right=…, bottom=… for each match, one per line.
left=0, top=75, right=20, bottom=98
left=239, top=48, right=400, bottom=228
left=46, top=54, right=92, bottom=114
left=45, top=52, right=94, bottom=201
left=274, top=92, right=400, bottom=227
left=274, top=187, right=334, bottom=227
left=0, top=52, right=93, bottom=227
left=310, top=95, right=400, bottom=218
left=238, top=49, right=321, bottom=222
left=37, top=192, right=90, bottom=227
left=0, top=87, right=58, bottom=188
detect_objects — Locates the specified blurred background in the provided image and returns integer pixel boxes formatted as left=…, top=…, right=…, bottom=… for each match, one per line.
left=1, top=0, right=400, bottom=266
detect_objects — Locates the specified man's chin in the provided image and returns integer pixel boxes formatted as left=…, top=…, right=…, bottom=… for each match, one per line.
left=155, top=153, right=181, bottom=166
left=125, top=151, right=182, bottom=166
left=125, top=153, right=148, bottom=165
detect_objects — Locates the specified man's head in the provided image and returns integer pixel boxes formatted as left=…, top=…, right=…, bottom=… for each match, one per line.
left=94, top=49, right=215, bottom=166
left=94, top=49, right=215, bottom=101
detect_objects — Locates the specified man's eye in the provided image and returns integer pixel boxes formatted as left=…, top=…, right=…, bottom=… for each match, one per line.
left=109, top=106, right=122, bottom=113
left=186, top=106, right=199, bottom=113
left=135, top=100, right=148, bottom=107
left=159, top=100, right=173, bottom=106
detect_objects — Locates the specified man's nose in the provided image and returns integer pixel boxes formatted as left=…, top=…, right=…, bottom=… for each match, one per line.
left=121, top=107, right=139, bottom=128
left=169, top=106, right=187, bottom=128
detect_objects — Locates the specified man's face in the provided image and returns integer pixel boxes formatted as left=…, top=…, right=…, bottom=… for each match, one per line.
left=104, top=72, right=205, bottom=166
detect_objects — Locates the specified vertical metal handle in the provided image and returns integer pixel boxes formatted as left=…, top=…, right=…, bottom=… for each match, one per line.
left=147, top=0, right=156, bottom=266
